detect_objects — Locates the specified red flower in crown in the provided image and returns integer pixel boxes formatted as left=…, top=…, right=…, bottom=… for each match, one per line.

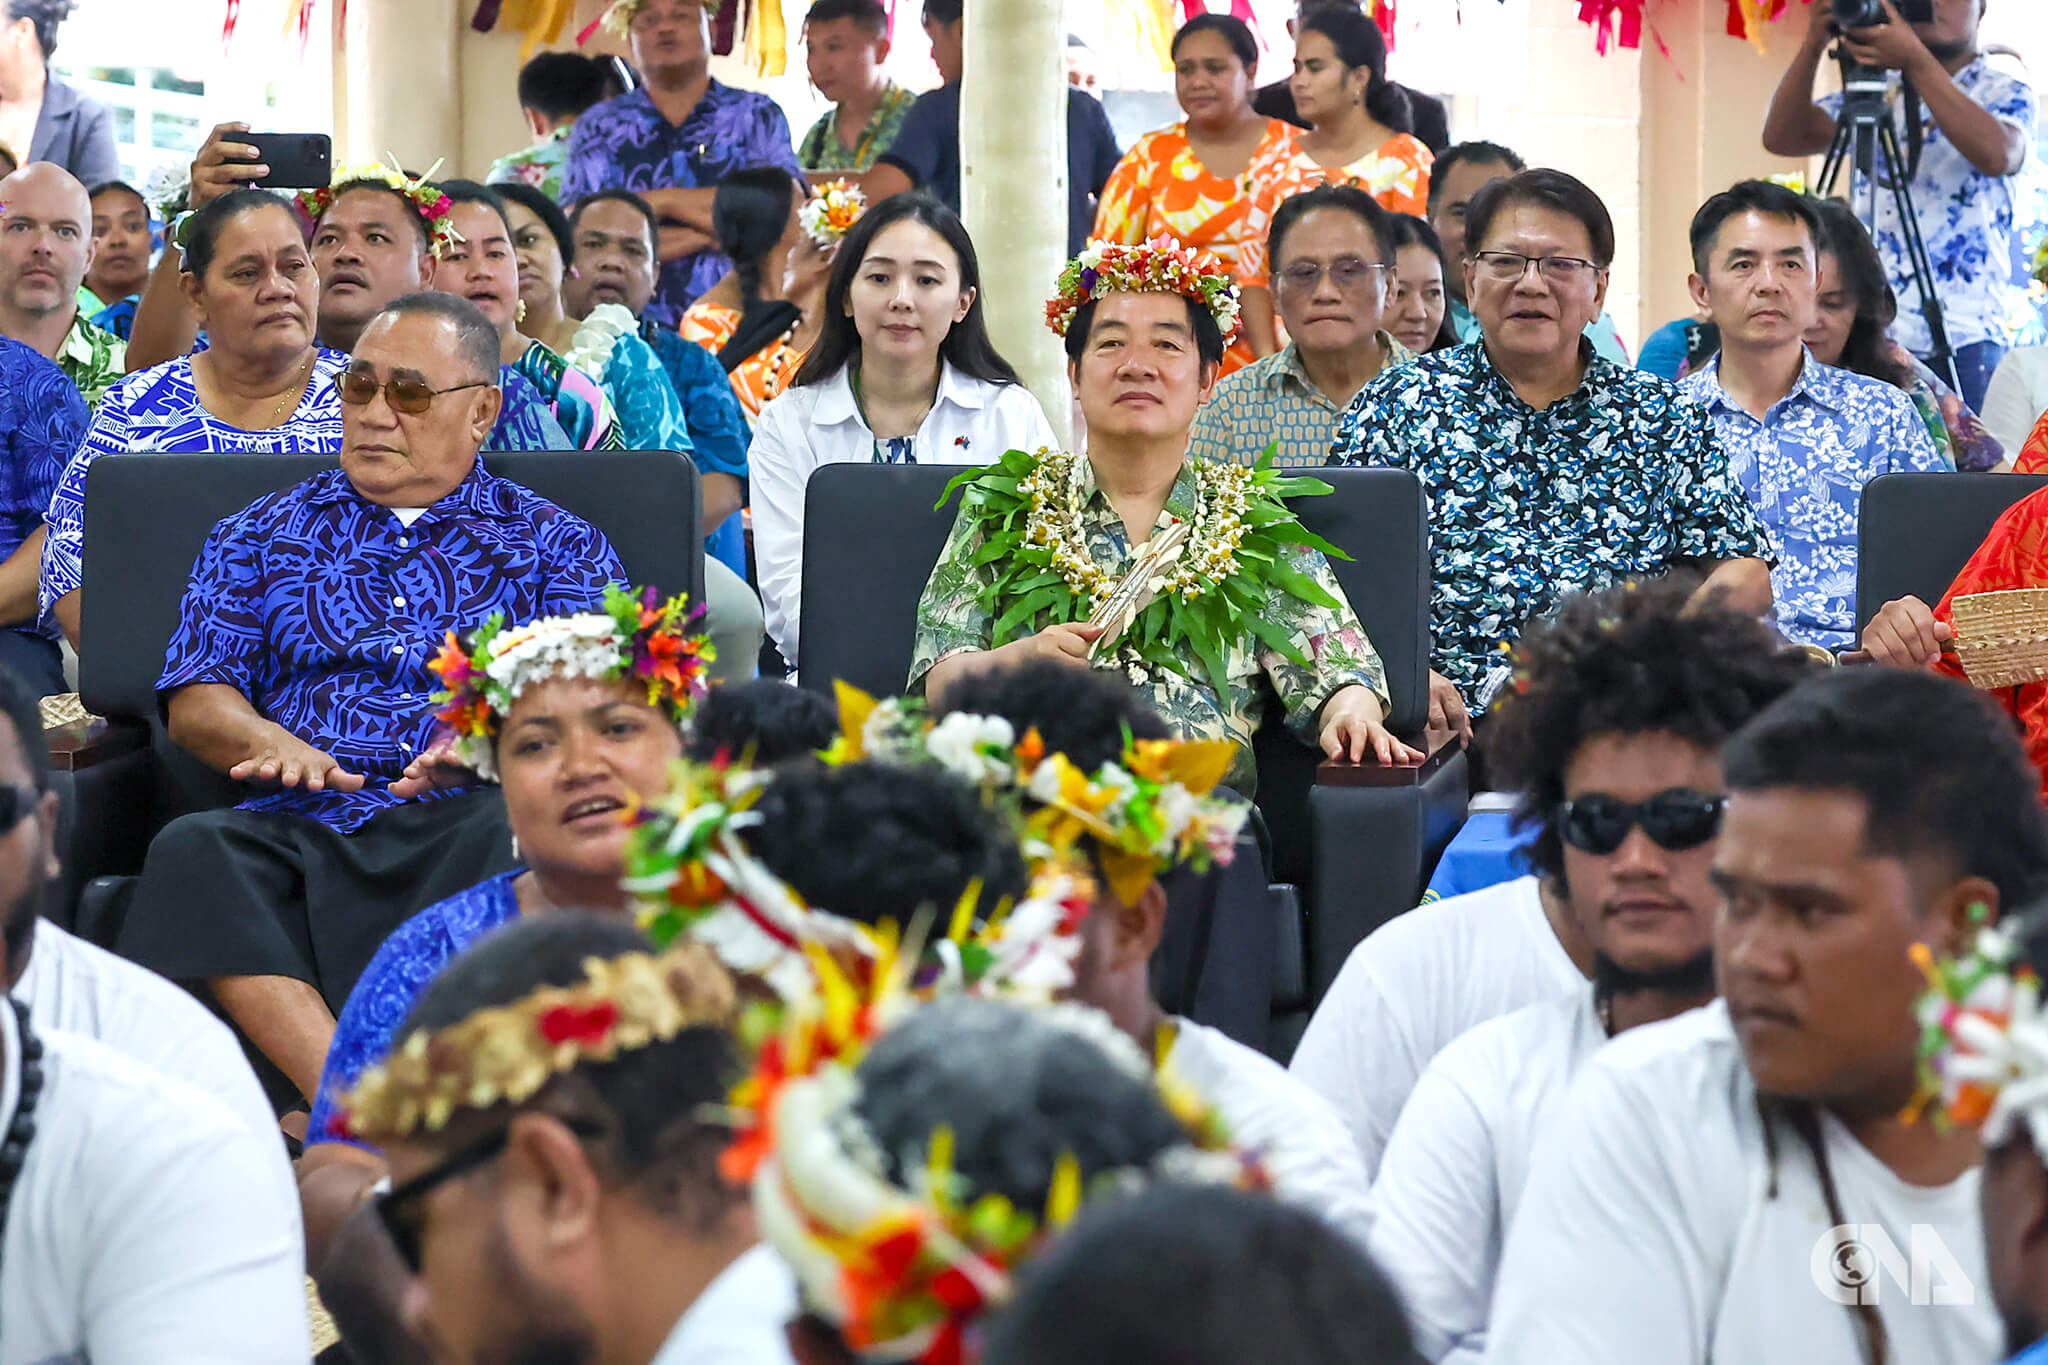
left=537, top=1001, right=619, bottom=1049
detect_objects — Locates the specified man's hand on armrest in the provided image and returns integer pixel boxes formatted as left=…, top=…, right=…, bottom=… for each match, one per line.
left=1319, top=683, right=1423, bottom=766
left=166, top=682, right=366, bottom=791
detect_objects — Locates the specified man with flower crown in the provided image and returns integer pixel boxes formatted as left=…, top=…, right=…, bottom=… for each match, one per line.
left=910, top=238, right=1416, bottom=793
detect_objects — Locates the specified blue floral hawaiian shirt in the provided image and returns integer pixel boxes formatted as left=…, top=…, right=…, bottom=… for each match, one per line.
left=1330, top=340, right=1773, bottom=711
left=558, top=84, right=803, bottom=326
left=157, top=463, right=626, bottom=833
left=306, top=867, right=522, bottom=1148
left=1820, top=59, right=2037, bottom=354
left=1680, top=352, right=1945, bottom=650
left=0, top=338, right=86, bottom=643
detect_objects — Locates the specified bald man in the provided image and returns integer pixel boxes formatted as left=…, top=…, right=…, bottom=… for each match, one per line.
left=0, top=162, right=124, bottom=407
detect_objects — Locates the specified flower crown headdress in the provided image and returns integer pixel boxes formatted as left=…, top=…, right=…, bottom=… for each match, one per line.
left=1045, top=238, right=1242, bottom=344
left=727, top=951, right=1263, bottom=1365
left=800, top=179, right=867, bottom=252
left=1909, top=905, right=2048, bottom=1150
left=297, top=158, right=462, bottom=260
left=339, top=939, right=740, bottom=1143
left=826, top=684, right=1248, bottom=909
left=597, top=0, right=718, bottom=38
left=428, top=585, right=715, bottom=783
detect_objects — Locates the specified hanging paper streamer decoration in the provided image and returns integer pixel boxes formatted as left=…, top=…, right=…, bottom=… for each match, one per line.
left=221, top=0, right=242, bottom=50
left=1111, top=0, right=1178, bottom=74
left=1364, top=0, right=1395, bottom=46
left=1727, top=0, right=1792, bottom=51
left=742, top=0, right=787, bottom=76
left=1576, top=0, right=1645, bottom=53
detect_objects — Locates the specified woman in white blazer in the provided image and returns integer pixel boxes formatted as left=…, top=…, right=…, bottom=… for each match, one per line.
left=750, top=193, right=1056, bottom=675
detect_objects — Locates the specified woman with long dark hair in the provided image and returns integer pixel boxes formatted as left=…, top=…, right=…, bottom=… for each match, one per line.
left=1266, top=6, right=1433, bottom=217
left=750, top=192, right=1054, bottom=676
left=1806, top=199, right=2002, bottom=471
left=1385, top=213, right=1458, bottom=354
left=678, top=166, right=827, bottom=418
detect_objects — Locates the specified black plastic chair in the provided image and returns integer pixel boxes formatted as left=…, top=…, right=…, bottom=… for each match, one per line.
left=1854, top=473, right=2048, bottom=635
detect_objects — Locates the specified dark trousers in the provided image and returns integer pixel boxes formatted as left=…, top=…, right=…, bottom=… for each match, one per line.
left=0, top=630, right=65, bottom=699
left=120, top=790, right=515, bottom=1016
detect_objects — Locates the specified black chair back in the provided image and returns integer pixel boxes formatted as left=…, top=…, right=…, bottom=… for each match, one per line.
left=796, top=463, right=1431, bottom=735
left=1855, top=473, right=2048, bottom=635
left=80, top=450, right=703, bottom=723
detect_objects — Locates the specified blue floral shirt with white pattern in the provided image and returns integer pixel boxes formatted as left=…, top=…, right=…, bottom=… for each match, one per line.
left=1820, top=59, right=2037, bottom=354
left=1680, top=352, right=1945, bottom=650
left=1329, top=341, right=1773, bottom=710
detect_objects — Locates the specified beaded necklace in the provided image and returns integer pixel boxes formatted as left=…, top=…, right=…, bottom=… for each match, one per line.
left=0, top=997, right=45, bottom=1274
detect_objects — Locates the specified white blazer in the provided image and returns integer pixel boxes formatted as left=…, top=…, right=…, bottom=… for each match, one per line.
left=751, top=360, right=1057, bottom=674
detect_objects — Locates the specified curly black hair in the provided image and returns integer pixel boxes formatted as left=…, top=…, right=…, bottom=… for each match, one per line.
left=683, top=680, right=838, bottom=767
left=1485, top=582, right=1817, bottom=885
left=933, top=658, right=1171, bottom=773
left=741, top=760, right=1030, bottom=926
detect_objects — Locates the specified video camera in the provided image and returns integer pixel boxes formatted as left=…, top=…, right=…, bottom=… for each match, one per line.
left=1830, top=0, right=1933, bottom=28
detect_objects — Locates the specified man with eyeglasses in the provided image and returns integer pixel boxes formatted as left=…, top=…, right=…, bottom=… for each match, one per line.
left=1328, top=168, right=1773, bottom=753
left=1293, top=583, right=1810, bottom=1184
left=1678, top=181, right=1941, bottom=655
left=1190, top=184, right=1416, bottom=473
left=121, top=291, right=627, bottom=1113
left=1351, top=584, right=1812, bottom=1362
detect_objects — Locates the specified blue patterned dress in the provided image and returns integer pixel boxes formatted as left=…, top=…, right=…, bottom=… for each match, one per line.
left=306, top=869, right=523, bottom=1147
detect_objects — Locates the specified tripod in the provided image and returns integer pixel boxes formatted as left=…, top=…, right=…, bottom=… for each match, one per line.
left=1812, top=54, right=1961, bottom=395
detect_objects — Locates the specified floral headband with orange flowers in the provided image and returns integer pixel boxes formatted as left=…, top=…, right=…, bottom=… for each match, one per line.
left=800, top=179, right=867, bottom=252
left=339, top=938, right=740, bottom=1143
left=1045, top=238, right=1242, bottom=344
left=297, top=159, right=463, bottom=260
left=427, top=585, right=715, bottom=782
left=1910, top=905, right=2048, bottom=1150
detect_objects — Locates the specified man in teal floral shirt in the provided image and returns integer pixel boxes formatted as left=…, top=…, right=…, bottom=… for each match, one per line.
left=1331, top=169, right=1773, bottom=716
left=912, top=242, right=1418, bottom=792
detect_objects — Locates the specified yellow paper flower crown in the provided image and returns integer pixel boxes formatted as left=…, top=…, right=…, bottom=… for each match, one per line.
left=297, top=158, right=463, bottom=260
left=1046, top=238, right=1242, bottom=344
left=339, top=939, right=740, bottom=1144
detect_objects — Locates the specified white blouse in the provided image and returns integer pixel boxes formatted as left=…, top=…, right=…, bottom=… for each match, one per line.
left=749, top=361, right=1056, bottom=674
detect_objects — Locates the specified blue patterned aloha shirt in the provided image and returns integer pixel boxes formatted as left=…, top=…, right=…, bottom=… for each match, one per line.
left=1188, top=335, right=1415, bottom=469
left=558, top=84, right=803, bottom=326
left=1679, top=352, right=1944, bottom=651
left=907, top=456, right=1390, bottom=794
left=0, top=339, right=86, bottom=643
left=306, top=867, right=523, bottom=1148
left=1820, top=59, right=2037, bottom=354
left=39, top=348, right=350, bottom=623
left=1330, top=340, right=1773, bottom=711
left=643, top=319, right=749, bottom=576
left=157, top=463, right=626, bottom=833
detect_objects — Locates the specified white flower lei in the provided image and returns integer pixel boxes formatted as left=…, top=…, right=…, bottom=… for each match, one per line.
left=563, top=303, right=637, bottom=381
left=1021, top=449, right=1253, bottom=609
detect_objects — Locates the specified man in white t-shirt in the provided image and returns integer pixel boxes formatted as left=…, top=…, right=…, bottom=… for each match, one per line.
left=1369, top=586, right=1813, bottom=1362
left=342, top=913, right=795, bottom=1365
left=1486, top=668, right=2038, bottom=1364
left=934, top=659, right=1374, bottom=1246
left=1292, top=585, right=1814, bottom=1180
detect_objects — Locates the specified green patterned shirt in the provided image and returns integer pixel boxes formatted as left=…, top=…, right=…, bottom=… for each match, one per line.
left=908, top=455, right=1390, bottom=793
left=57, top=312, right=126, bottom=410
left=799, top=83, right=918, bottom=173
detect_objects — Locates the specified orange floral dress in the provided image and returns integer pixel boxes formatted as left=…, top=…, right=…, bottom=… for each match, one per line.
left=1237, top=127, right=1434, bottom=287
left=1093, top=120, right=1301, bottom=376
left=1931, top=480, right=2048, bottom=803
left=678, top=299, right=805, bottom=420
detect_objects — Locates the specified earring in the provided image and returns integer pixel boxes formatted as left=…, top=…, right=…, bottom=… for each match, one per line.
left=515, top=298, right=528, bottom=324
left=510, top=831, right=521, bottom=862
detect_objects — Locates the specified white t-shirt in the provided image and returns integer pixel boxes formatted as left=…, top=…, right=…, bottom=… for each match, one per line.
left=1288, top=877, right=1584, bottom=1179
left=1483, top=1002, right=1998, bottom=1365
left=1369, top=990, right=1605, bottom=1364
left=748, top=360, right=1057, bottom=674
left=1983, top=343, right=2048, bottom=454
left=651, top=1243, right=799, bottom=1365
left=0, top=1002, right=311, bottom=1365
left=1167, top=1016, right=1374, bottom=1249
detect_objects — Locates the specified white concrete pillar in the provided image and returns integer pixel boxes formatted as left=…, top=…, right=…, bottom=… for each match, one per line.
left=959, top=0, right=1074, bottom=448
left=335, top=0, right=463, bottom=173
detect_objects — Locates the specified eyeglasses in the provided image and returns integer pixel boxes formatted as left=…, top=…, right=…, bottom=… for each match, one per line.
left=376, top=1115, right=605, bottom=1273
left=1557, top=789, right=1726, bottom=856
left=0, top=784, right=42, bottom=838
left=1275, top=257, right=1390, bottom=295
left=1472, top=251, right=1605, bottom=285
left=336, top=369, right=489, bottom=415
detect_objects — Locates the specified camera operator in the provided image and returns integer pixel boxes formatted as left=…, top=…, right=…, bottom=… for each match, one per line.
left=1763, top=0, right=2034, bottom=412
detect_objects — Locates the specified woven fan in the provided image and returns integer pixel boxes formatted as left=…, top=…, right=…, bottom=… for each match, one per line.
left=1950, top=589, right=2048, bottom=690
left=1087, top=521, right=1190, bottom=661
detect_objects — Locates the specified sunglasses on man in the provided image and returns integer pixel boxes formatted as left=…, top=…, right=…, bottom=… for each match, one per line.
left=1556, top=789, right=1726, bottom=856
left=335, top=367, right=489, bottom=415
left=376, top=1115, right=605, bottom=1273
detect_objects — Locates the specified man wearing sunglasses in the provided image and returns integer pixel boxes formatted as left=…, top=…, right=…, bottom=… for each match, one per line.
left=122, top=291, right=627, bottom=1114
left=1293, top=584, right=1812, bottom=1184
left=1488, top=667, right=2035, bottom=1363
left=1328, top=168, right=1774, bottom=750
left=1360, top=585, right=1813, bottom=1361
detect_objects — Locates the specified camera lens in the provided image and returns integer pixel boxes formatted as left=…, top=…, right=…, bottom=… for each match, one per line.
left=1830, top=0, right=1886, bottom=26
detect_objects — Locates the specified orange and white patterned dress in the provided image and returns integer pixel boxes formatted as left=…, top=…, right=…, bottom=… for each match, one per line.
left=1238, top=127, right=1435, bottom=285
left=1093, top=120, right=1301, bottom=376
left=678, top=299, right=805, bottom=420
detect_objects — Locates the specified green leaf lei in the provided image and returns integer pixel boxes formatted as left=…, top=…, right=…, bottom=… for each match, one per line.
left=937, top=445, right=1348, bottom=701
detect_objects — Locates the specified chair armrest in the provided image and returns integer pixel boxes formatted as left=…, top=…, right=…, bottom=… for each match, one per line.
left=44, top=717, right=148, bottom=772
left=1314, top=732, right=1463, bottom=788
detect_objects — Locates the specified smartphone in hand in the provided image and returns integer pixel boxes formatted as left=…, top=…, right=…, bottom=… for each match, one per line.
left=242, top=133, right=332, bottom=190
